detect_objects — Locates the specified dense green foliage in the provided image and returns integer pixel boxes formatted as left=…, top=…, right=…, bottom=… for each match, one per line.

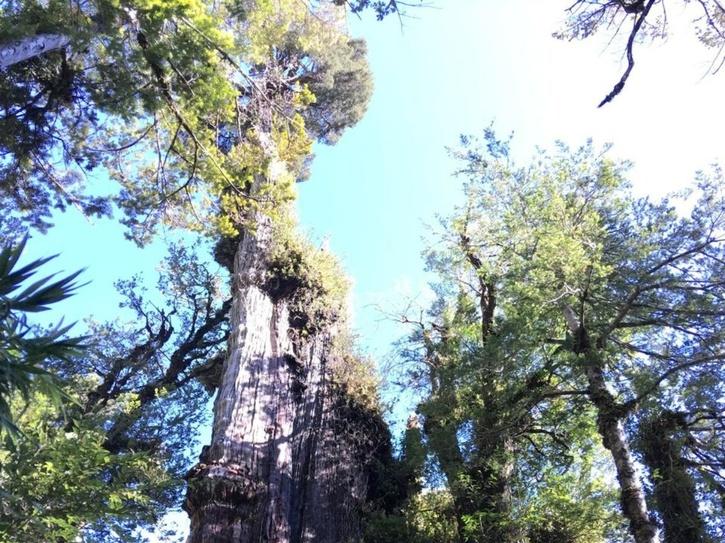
left=375, top=132, right=724, bottom=542
left=0, top=0, right=235, bottom=233
left=0, top=237, right=83, bottom=435
left=0, top=392, right=175, bottom=542
left=0, top=243, right=230, bottom=541
left=0, top=0, right=373, bottom=241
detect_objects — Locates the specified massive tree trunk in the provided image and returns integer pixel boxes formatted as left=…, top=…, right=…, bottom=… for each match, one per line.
left=0, top=34, right=70, bottom=68
left=184, top=150, right=381, bottom=540
left=640, top=412, right=709, bottom=543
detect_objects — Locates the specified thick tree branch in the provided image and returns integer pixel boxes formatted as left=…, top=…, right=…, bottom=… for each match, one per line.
left=598, top=0, right=657, bottom=107
left=0, top=34, right=70, bottom=68
left=103, top=298, right=231, bottom=452
left=459, top=230, right=495, bottom=339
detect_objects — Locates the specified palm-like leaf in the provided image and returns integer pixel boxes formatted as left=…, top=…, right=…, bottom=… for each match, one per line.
left=0, top=237, right=85, bottom=436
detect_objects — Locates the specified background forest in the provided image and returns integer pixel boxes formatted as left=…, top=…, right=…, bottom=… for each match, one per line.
left=0, top=1, right=723, bottom=542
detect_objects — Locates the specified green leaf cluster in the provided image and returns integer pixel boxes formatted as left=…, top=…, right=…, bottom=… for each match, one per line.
left=0, top=391, right=175, bottom=542
left=0, top=237, right=84, bottom=435
left=0, top=0, right=374, bottom=243
left=384, top=130, right=725, bottom=541
left=263, top=216, right=349, bottom=337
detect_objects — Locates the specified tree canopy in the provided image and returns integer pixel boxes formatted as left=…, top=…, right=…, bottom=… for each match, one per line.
left=383, top=131, right=724, bottom=543
left=0, top=0, right=373, bottom=240
left=0, top=242, right=230, bottom=541
left=1, top=0, right=724, bottom=541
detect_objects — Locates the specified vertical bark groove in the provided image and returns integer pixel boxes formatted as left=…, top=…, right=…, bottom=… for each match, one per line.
left=185, top=197, right=380, bottom=540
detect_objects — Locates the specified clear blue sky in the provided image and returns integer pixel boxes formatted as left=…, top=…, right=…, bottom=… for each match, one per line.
left=16, top=1, right=725, bottom=536
left=298, top=0, right=725, bottom=414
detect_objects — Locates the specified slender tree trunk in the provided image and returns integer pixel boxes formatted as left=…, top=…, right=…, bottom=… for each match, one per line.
left=0, top=34, right=70, bottom=68
left=640, top=412, right=709, bottom=543
left=584, top=359, right=660, bottom=543
left=424, top=406, right=517, bottom=543
left=468, top=421, right=516, bottom=543
left=562, top=307, right=659, bottom=543
left=421, top=359, right=470, bottom=541
left=422, top=409, right=467, bottom=541
left=400, top=417, right=426, bottom=496
left=495, top=436, right=515, bottom=541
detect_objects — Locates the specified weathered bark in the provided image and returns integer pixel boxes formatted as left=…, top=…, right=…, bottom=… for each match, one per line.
left=640, top=412, right=709, bottom=543
left=184, top=157, right=381, bottom=540
left=564, top=306, right=659, bottom=543
left=585, top=361, right=659, bottom=543
left=0, top=34, right=70, bottom=68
